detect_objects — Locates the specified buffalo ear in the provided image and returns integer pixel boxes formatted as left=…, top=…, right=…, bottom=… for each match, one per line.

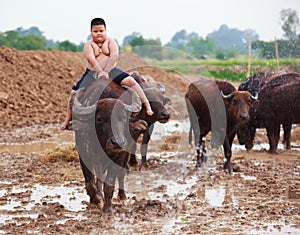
left=129, top=119, right=148, bottom=131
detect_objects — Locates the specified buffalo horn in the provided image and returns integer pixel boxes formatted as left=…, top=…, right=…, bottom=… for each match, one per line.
left=122, top=86, right=142, bottom=113
left=157, top=83, right=166, bottom=94
left=72, top=88, right=97, bottom=118
left=250, top=92, right=258, bottom=100
left=221, top=90, right=232, bottom=99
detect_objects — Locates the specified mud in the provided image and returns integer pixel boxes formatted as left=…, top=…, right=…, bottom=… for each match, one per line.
left=0, top=121, right=299, bottom=235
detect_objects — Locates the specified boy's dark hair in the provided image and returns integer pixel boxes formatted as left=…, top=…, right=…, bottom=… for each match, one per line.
left=91, top=18, right=106, bottom=29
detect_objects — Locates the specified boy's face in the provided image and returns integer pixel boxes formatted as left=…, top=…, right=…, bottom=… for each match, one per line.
left=91, top=24, right=106, bottom=43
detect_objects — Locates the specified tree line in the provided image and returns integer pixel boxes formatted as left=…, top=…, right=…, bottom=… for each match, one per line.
left=0, top=9, right=299, bottom=60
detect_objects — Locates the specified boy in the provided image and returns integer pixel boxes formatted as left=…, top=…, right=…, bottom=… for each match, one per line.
left=61, top=18, right=153, bottom=130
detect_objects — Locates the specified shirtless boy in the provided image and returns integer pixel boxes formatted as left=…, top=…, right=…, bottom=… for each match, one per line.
left=61, top=18, right=153, bottom=130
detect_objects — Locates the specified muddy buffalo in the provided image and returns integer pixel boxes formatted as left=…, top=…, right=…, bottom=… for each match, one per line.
left=71, top=77, right=147, bottom=213
left=238, top=72, right=286, bottom=95
left=237, top=76, right=300, bottom=153
left=185, top=78, right=258, bottom=173
left=238, top=73, right=300, bottom=151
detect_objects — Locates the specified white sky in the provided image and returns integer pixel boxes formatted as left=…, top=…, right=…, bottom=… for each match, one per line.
left=1, top=0, right=300, bottom=45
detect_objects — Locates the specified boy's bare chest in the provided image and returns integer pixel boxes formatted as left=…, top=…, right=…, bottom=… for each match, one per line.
left=98, top=40, right=110, bottom=55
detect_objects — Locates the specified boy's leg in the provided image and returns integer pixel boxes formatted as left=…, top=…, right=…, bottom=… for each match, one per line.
left=120, top=76, right=154, bottom=116
left=61, top=90, right=75, bottom=130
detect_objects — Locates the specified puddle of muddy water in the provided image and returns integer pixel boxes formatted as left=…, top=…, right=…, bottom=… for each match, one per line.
left=151, top=119, right=190, bottom=141
left=0, top=182, right=89, bottom=224
left=0, top=125, right=74, bottom=154
left=247, top=222, right=300, bottom=235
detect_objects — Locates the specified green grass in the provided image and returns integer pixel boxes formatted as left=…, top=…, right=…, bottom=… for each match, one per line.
left=147, top=58, right=300, bottom=81
left=149, top=58, right=300, bottom=67
left=206, top=69, right=247, bottom=82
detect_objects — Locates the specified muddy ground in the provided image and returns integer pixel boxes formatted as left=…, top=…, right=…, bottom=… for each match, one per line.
left=0, top=47, right=299, bottom=234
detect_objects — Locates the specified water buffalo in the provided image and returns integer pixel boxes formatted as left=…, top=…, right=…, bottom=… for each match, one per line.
left=129, top=71, right=171, bottom=170
left=185, top=78, right=258, bottom=173
left=237, top=73, right=300, bottom=151
left=238, top=71, right=286, bottom=95
left=237, top=77, right=300, bottom=153
left=72, top=77, right=147, bottom=213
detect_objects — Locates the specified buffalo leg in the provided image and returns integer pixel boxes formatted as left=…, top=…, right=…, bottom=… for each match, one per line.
left=94, top=166, right=105, bottom=201
left=246, top=127, right=256, bottom=151
left=196, top=133, right=207, bottom=167
left=196, top=142, right=201, bottom=167
left=200, top=136, right=208, bottom=163
left=139, top=125, right=154, bottom=170
left=129, top=143, right=138, bottom=167
left=117, top=167, right=127, bottom=200
left=267, top=124, right=279, bottom=154
left=103, top=167, right=117, bottom=213
left=282, top=123, right=292, bottom=150
left=196, top=134, right=207, bottom=167
left=223, top=134, right=234, bottom=173
left=79, top=158, right=102, bottom=204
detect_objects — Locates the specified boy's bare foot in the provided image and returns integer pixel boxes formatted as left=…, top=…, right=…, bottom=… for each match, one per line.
left=60, top=121, right=70, bottom=130
left=146, top=108, right=154, bottom=116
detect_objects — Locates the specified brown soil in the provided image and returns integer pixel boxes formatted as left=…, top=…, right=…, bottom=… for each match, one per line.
left=0, top=46, right=299, bottom=234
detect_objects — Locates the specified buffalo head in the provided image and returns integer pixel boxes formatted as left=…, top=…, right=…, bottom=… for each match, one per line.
left=222, top=90, right=259, bottom=124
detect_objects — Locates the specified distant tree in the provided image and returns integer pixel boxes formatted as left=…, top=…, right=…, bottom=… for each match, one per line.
left=280, top=8, right=299, bottom=40
left=129, top=36, right=146, bottom=47
left=252, top=40, right=275, bottom=58
left=170, top=29, right=189, bottom=45
left=19, top=35, right=46, bottom=50
left=215, top=49, right=237, bottom=60
left=0, top=30, right=46, bottom=50
left=166, top=29, right=198, bottom=51
left=125, top=34, right=162, bottom=59
left=215, top=50, right=227, bottom=60
left=187, top=36, right=215, bottom=58
left=58, top=40, right=78, bottom=51
left=208, top=24, right=259, bottom=55
left=0, top=27, right=84, bottom=51
left=0, top=30, right=20, bottom=48
left=77, top=42, right=85, bottom=52
left=122, top=32, right=142, bottom=47
left=17, top=26, right=44, bottom=37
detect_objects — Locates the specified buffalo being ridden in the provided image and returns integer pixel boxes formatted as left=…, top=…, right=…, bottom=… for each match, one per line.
left=237, top=73, right=300, bottom=153
left=71, top=77, right=148, bottom=214
left=185, top=77, right=258, bottom=173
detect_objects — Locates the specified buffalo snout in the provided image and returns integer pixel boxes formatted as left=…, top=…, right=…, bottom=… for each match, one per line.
left=239, top=113, right=249, bottom=121
left=106, top=136, right=127, bottom=152
left=158, top=110, right=170, bottom=123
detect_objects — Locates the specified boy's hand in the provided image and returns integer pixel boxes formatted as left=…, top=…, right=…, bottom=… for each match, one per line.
left=97, top=71, right=109, bottom=79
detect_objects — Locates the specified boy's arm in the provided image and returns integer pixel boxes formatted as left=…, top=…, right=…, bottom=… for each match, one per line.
left=83, top=41, right=104, bottom=74
left=103, top=38, right=119, bottom=73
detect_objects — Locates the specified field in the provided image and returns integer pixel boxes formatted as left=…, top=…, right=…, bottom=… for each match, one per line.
left=149, top=57, right=300, bottom=81
left=0, top=47, right=299, bottom=234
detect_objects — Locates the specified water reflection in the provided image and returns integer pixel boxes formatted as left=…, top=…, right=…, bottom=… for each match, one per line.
left=204, top=185, right=238, bottom=207
left=0, top=182, right=89, bottom=224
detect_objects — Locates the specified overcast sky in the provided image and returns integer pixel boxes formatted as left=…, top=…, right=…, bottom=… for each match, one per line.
left=1, top=0, right=300, bottom=45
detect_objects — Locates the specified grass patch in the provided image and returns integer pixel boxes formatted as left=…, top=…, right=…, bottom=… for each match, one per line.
left=149, top=58, right=300, bottom=67
left=41, top=145, right=79, bottom=163
left=148, top=58, right=300, bottom=81
left=207, top=69, right=247, bottom=82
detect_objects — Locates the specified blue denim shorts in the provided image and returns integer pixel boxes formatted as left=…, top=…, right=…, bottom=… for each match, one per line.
left=72, top=67, right=130, bottom=90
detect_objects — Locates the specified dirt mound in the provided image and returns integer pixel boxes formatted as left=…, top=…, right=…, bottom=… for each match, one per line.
left=0, top=46, right=188, bottom=130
